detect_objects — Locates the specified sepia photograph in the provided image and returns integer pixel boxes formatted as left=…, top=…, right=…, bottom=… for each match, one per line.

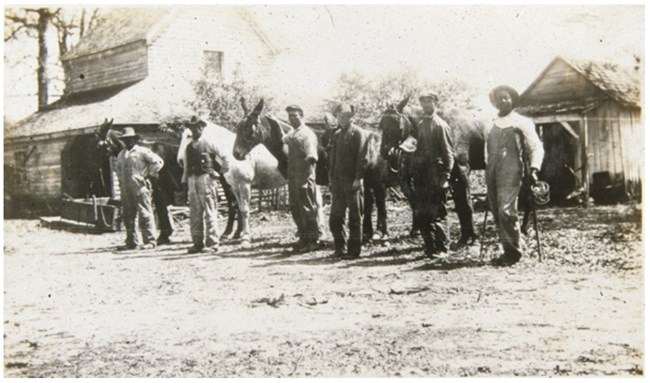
left=3, top=3, right=644, bottom=378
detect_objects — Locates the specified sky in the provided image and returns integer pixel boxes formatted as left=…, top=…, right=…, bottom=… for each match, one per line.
left=3, top=3, right=645, bottom=123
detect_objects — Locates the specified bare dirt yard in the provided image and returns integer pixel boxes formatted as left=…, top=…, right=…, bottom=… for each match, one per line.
left=3, top=202, right=643, bottom=377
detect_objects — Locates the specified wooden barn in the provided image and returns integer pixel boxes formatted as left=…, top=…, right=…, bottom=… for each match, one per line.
left=4, top=6, right=277, bottom=217
left=517, top=56, right=643, bottom=204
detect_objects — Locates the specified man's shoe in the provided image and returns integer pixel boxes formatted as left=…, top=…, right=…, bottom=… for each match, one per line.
left=331, top=249, right=346, bottom=259
left=187, top=245, right=204, bottom=254
left=207, top=245, right=219, bottom=253
left=341, top=252, right=360, bottom=260
left=140, top=243, right=156, bottom=250
left=156, top=236, right=171, bottom=246
left=490, top=253, right=521, bottom=267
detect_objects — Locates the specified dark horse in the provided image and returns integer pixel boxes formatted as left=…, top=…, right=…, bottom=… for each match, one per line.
left=379, top=97, right=487, bottom=244
left=95, top=118, right=242, bottom=241
left=232, top=99, right=389, bottom=242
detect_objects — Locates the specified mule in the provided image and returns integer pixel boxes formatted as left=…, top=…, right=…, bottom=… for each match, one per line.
left=232, top=99, right=389, bottom=243
left=177, top=119, right=286, bottom=247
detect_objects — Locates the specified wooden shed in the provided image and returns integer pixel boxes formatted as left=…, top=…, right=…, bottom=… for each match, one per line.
left=517, top=56, right=642, bottom=204
left=4, top=6, right=276, bottom=216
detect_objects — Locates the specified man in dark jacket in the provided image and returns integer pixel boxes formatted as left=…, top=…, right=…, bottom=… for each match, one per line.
left=328, top=104, right=368, bottom=259
left=412, top=92, right=455, bottom=258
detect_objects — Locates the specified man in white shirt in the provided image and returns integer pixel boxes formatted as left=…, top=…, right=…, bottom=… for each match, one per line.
left=485, top=85, right=544, bottom=266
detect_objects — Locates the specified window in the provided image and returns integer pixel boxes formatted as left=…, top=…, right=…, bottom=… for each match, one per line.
left=203, top=51, right=224, bottom=76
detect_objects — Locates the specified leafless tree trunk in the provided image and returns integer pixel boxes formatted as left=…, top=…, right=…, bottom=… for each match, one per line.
left=36, top=9, right=50, bottom=110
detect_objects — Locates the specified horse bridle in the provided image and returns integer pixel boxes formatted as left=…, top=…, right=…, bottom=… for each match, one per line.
left=385, top=111, right=411, bottom=174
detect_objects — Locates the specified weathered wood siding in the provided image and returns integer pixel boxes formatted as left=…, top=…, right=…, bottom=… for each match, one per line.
left=586, top=100, right=643, bottom=188
left=525, top=59, right=602, bottom=105
left=64, top=40, right=149, bottom=94
left=5, top=137, right=69, bottom=199
left=147, top=7, right=274, bottom=92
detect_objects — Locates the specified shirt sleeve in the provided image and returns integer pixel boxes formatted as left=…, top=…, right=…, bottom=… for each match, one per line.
left=328, top=132, right=337, bottom=182
left=182, top=145, right=189, bottom=184
left=519, top=116, right=544, bottom=170
left=142, top=148, right=164, bottom=177
left=437, top=121, right=456, bottom=180
left=303, top=131, right=319, bottom=163
left=484, top=122, right=492, bottom=167
left=354, top=128, right=369, bottom=181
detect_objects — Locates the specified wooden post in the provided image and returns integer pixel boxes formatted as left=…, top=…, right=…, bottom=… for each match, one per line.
left=581, top=114, right=590, bottom=207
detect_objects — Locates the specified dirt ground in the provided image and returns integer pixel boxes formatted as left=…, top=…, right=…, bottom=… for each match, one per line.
left=3, top=201, right=644, bottom=377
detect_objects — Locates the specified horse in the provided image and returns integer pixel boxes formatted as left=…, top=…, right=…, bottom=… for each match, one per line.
left=176, top=119, right=286, bottom=247
left=232, top=98, right=389, bottom=243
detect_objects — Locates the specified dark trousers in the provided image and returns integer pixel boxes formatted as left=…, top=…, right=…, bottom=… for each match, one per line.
left=329, top=183, right=364, bottom=256
left=362, top=171, right=387, bottom=239
left=450, top=162, right=476, bottom=240
left=413, top=179, right=448, bottom=254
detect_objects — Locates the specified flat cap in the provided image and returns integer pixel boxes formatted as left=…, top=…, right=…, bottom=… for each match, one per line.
left=418, top=92, right=438, bottom=103
left=285, top=105, right=304, bottom=114
left=333, top=103, right=355, bottom=115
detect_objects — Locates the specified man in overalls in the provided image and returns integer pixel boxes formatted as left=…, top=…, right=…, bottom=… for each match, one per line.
left=115, top=127, right=164, bottom=250
left=486, top=85, right=544, bottom=266
left=183, top=116, right=223, bottom=254
left=412, top=92, right=456, bottom=258
left=328, top=104, right=368, bottom=259
left=283, top=105, right=321, bottom=253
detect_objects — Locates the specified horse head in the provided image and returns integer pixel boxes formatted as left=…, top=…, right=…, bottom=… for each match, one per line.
left=233, top=98, right=265, bottom=160
left=378, top=96, right=414, bottom=160
left=95, top=118, right=123, bottom=157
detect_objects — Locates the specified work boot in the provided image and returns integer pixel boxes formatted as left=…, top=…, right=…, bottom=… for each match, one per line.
left=331, top=248, right=346, bottom=259
left=207, top=245, right=219, bottom=254
left=187, top=245, right=204, bottom=254
left=490, top=252, right=522, bottom=267
left=455, top=233, right=477, bottom=248
left=156, top=236, right=171, bottom=246
left=140, top=243, right=156, bottom=250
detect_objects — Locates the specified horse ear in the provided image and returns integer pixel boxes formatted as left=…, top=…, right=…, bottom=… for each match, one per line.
left=397, top=96, right=410, bottom=113
left=109, top=118, right=114, bottom=124
left=253, top=99, right=264, bottom=115
left=240, top=97, right=249, bottom=115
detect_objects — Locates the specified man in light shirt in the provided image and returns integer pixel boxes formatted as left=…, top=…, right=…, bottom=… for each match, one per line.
left=485, top=85, right=544, bottom=267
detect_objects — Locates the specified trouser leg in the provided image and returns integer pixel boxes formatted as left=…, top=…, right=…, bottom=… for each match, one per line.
left=121, top=188, right=138, bottom=248
left=496, top=179, right=523, bottom=257
left=451, top=162, right=476, bottom=239
left=347, top=187, right=364, bottom=257
left=136, top=184, right=156, bottom=244
left=188, top=176, right=205, bottom=248
left=299, top=178, right=320, bottom=242
left=329, top=186, right=347, bottom=252
left=202, top=175, right=220, bottom=248
left=288, top=178, right=304, bottom=241
left=375, top=184, right=387, bottom=236
left=362, top=184, right=374, bottom=240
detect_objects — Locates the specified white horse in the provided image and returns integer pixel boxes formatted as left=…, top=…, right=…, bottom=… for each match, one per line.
left=177, top=121, right=286, bottom=247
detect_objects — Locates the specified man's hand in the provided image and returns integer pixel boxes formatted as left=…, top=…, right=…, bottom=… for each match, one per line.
left=530, top=168, right=539, bottom=184
left=209, top=169, right=220, bottom=179
left=352, top=178, right=362, bottom=191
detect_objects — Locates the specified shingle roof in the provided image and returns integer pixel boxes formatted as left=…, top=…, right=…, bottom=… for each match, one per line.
left=564, top=57, right=641, bottom=107
left=62, top=7, right=173, bottom=60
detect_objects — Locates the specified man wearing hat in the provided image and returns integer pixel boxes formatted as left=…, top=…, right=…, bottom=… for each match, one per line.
left=486, top=85, right=544, bottom=266
left=329, top=103, right=369, bottom=259
left=183, top=116, right=224, bottom=254
left=115, top=127, right=164, bottom=250
left=282, top=105, right=321, bottom=252
left=412, top=92, right=456, bottom=258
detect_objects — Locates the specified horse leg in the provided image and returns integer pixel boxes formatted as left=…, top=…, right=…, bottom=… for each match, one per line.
left=520, top=194, right=531, bottom=236
left=450, top=163, right=477, bottom=246
left=236, top=181, right=252, bottom=248
left=217, top=175, right=237, bottom=239
left=375, top=181, right=388, bottom=240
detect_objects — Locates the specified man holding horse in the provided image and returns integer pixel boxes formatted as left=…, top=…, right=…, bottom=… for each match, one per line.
left=283, top=105, right=321, bottom=253
left=183, top=116, right=223, bottom=254
left=329, top=103, right=369, bottom=259
left=486, top=85, right=544, bottom=266
left=412, top=92, right=455, bottom=258
left=115, top=127, right=164, bottom=250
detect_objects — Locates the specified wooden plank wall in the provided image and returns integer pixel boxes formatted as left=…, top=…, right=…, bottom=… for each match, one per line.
left=525, top=59, right=602, bottom=105
left=64, top=41, right=148, bottom=94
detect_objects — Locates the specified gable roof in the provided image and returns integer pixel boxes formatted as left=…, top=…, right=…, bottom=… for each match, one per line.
left=62, top=7, right=174, bottom=60
left=519, top=56, right=641, bottom=114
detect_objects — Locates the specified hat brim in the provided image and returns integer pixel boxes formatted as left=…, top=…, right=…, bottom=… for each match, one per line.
left=121, top=134, right=139, bottom=139
left=490, top=86, right=520, bottom=108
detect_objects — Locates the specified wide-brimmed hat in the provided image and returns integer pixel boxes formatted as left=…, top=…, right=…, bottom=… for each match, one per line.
left=186, top=115, right=207, bottom=129
left=418, top=91, right=438, bottom=103
left=285, top=104, right=304, bottom=115
left=333, top=103, right=355, bottom=115
left=120, top=127, right=139, bottom=139
left=489, top=85, right=520, bottom=108
left=399, top=135, right=418, bottom=153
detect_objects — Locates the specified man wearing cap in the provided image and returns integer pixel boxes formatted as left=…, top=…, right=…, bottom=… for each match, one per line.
left=183, top=116, right=224, bottom=254
left=413, top=92, right=455, bottom=257
left=486, top=85, right=544, bottom=266
left=115, top=127, right=164, bottom=250
left=283, top=105, right=321, bottom=253
left=329, top=104, right=368, bottom=259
